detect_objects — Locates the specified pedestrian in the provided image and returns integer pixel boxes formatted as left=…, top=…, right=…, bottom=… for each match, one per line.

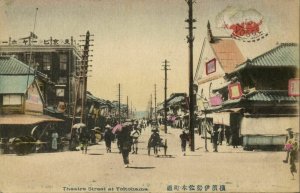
left=51, top=130, right=59, bottom=152
left=104, top=125, right=113, bottom=153
left=118, top=123, right=133, bottom=168
left=225, top=127, right=231, bottom=146
left=130, top=125, right=141, bottom=154
left=231, top=129, right=239, bottom=148
left=218, top=126, right=224, bottom=145
left=283, top=128, right=294, bottom=163
left=179, top=130, right=189, bottom=156
left=212, top=126, right=219, bottom=152
left=284, top=138, right=298, bottom=179
left=148, top=128, right=160, bottom=156
left=79, top=129, right=89, bottom=154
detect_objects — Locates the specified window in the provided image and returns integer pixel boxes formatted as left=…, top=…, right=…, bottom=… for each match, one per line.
left=60, top=54, right=67, bottom=70
left=58, top=77, right=67, bottom=84
left=25, top=53, right=35, bottom=65
left=3, top=95, right=22, bottom=105
left=43, top=54, right=51, bottom=70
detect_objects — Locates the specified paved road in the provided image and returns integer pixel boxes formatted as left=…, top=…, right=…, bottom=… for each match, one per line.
left=0, top=126, right=299, bottom=193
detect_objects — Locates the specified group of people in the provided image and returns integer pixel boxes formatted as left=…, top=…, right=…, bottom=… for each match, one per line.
left=102, top=119, right=166, bottom=167
left=102, top=120, right=142, bottom=167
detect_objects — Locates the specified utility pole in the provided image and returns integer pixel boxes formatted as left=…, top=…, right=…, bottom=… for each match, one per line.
left=162, top=59, right=170, bottom=134
left=72, top=30, right=93, bottom=126
left=186, top=0, right=196, bottom=151
left=154, top=84, right=157, bottom=123
left=81, top=31, right=91, bottom=124
left=150, top=94, right=153, bottom=120
left=131, top=101, right=133, bottom=118
left=118, top=83, right=121, bottom=123
left=127, top=96, right=129, bottom=119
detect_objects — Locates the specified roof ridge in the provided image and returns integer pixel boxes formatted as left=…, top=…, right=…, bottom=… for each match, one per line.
left=251, top=42, right=298, bottom=63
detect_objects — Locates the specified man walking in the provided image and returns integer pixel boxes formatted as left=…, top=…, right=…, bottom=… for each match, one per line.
left=212, top=126, right=219, bottom=152
left=130, top=125, right=141, bottom=154
left=104, top=125, right=113, bottom=153
left=179, top=130, right=189, bottom=156
left=118, top=123, right=133, bottom=168
left=283, top=128, right=294, bottom=163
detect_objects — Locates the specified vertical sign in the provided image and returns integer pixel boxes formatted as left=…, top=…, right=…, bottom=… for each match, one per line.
left=228, top=82, right=242, bottom=99
left=206, top=58, right=216, bottom=75
left=288, top=78, right=300, bottom=96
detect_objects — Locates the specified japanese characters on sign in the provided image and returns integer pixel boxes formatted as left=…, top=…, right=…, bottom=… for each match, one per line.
left=216, top=6, right=269, bottom=42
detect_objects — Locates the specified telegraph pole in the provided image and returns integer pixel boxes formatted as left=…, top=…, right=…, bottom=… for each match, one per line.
left=154, top=84, right=157, bottom=122
left=127, top=96, right=129, bottom=119
left=150, top=94, right=153, bottom=120
left=131, top=101, right=133, bottom=118
left=118, top=83, right=121, bottom=123
left=186, top=0, right=196, bottom=151
left=162, top=59, right=170, bottom=134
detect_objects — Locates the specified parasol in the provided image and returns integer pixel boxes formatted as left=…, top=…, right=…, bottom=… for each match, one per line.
left=72, top=123, right=86, bottom=129
left=112, top=124, right=122, bottom=134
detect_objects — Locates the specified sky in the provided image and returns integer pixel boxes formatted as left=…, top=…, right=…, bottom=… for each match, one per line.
left=0, top=0, right=299, bottom=111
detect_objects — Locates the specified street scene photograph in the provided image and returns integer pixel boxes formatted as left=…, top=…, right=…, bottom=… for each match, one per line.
left=0, top=0, right=299, bottom=193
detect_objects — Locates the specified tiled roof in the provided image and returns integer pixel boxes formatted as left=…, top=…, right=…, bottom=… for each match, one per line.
left=246, top=90, right=298, bottom=102
left=210, top=39, right=245, bottom=73
left=167, top=96, right=185, bottom=107
left=234, top=43, right=299, bottom=72
left=0, top=56, right=35, bottom=75
left=0, top=75, right=34, bottom=94
left=87, top=93, right=108, bottom=106
left=250, top=43, right=299, bottom=67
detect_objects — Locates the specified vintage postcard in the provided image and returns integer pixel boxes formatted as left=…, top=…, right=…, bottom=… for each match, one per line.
left=0, top=0, right=299, bottom=193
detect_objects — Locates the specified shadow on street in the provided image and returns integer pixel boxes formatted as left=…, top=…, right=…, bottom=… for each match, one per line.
left=128, top=166, right=155, bottom=169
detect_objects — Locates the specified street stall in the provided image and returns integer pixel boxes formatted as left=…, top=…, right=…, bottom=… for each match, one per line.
left=0, top=114, right=64, bottom=154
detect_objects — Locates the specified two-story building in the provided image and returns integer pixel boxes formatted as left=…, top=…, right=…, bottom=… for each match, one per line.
left=196, top=22, right=299, bottom=149
left=0, top=36, right=82, bottom=124
left=0, top=56, right=62, bottom=139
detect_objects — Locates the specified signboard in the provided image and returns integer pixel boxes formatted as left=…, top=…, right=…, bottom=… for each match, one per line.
left=206, top=58, right=216, bottom=75
left=288, top=78, right=300, bottom=96
left=209, top=95, right=223, bottom=106
left=228, top=82, right=242, bottom=99
left=216, top=6, right=269, bottom=42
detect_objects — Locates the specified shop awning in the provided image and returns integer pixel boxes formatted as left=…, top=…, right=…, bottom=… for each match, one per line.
left=0, top=114, right=64, bottom=125
left=240, top=116, right=299, bottom=135
left=212, top=112, right=231, bottom=126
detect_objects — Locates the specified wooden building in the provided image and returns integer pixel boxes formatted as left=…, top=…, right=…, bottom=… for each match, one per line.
left=195, top=22, right=299, bottom=149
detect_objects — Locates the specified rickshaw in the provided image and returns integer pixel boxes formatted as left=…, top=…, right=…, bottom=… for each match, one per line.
left=147, top=128, right=168, bottom=156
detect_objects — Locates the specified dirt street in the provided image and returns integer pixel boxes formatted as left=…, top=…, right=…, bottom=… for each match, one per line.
left=0, top=127, right=299, bottom=193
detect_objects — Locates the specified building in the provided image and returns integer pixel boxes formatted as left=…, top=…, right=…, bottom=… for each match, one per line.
left=157, top=93, right=188, bottom=128
left=0, top=56, right=62, bottom=139
left=195, top=22, right=299, bottom=149
left=0, top=36, right=82, bottom=122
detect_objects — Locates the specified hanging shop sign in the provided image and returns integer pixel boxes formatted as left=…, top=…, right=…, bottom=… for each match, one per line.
left=228, top=82, right=242, bottom=99
left=288, top=78, right=300, bottom=96
left=216, top=6, right=269, bottom=42
left=209, top=95, right=223, bottom=106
